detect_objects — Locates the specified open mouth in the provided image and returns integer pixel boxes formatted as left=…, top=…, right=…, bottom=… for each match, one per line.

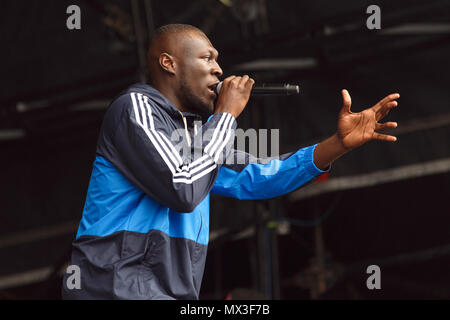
left=207, top=83, right=219, bottom=95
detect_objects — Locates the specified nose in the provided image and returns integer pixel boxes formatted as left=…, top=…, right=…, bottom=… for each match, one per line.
left=211, top=61, right=223, bottom=77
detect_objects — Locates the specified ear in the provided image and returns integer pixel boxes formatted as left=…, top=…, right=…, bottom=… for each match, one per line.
left=159, top=53, right=176, bottom=75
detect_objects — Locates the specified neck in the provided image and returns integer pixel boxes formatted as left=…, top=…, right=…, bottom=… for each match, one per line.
left=150, top=80, right=212, bottom=121
left=151, top=82, right=188, bottom=113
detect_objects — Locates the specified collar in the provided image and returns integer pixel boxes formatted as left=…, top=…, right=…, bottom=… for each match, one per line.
left=126, top=82, right=204, bottom=122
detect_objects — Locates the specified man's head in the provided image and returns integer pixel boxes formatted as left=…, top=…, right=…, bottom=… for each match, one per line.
left=147, top=24, right=223, bottom=116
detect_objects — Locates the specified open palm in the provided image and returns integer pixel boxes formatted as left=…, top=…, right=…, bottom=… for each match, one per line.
left=337, top=89, right=400, bottom=150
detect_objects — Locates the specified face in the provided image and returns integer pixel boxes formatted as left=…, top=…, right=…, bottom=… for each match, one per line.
left=176, top=32, right=223, bottom=115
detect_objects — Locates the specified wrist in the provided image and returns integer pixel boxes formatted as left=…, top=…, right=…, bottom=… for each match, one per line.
left=214, top=109, right=238, bottom=119
left=332, top=132, right=352, bottom=153
left=313, top=133, right=350, bottom=170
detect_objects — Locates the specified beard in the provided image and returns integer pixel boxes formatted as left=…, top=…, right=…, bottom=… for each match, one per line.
left=178, top=73, right=215, bottom=119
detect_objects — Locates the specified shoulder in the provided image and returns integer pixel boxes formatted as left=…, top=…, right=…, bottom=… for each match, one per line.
left=106, top=91, right=154, bottom=118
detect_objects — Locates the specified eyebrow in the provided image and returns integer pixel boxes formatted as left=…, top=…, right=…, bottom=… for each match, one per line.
left=208, top=48, right=219, bottom=58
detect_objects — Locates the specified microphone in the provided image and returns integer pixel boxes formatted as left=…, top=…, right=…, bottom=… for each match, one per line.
left=215, top=82, right=300, bottom=96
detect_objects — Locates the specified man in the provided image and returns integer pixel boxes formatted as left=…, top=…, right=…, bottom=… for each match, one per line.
left=62, top=24, right=399, bottom=299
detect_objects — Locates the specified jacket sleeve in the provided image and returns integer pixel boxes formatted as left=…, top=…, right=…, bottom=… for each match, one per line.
left=97, top=91, right=237, bottom=212
left=210, top=144, right=329, bottom=200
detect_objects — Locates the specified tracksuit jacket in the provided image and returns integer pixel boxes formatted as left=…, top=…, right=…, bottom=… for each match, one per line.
left=62, top=83, right=327, bottom=300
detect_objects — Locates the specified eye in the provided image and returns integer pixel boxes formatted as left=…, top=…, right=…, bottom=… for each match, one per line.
left=203, top=56, right=212, bottom=61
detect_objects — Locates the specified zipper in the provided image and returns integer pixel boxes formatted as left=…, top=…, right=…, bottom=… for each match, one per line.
left=178, top=113, right=202, bottom=245
left=195, top=211, right=203, bottom=245
left=178, top=111, right=192, bottom=147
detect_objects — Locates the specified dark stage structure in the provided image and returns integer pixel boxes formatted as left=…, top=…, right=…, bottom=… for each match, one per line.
left=1, top=0, right=450, bottom=299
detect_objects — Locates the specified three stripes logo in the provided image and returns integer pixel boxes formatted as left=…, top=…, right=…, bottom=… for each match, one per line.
left=130, top=92, right=235, bottom=184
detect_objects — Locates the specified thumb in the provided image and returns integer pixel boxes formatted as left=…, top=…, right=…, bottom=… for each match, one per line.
left=341, top=89, right=352, bottom=113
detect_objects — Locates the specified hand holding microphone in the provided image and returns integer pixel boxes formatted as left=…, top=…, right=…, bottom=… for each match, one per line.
left=213, top=75, right=301, bottom=119
left=214, top=75, right=255, bottom=119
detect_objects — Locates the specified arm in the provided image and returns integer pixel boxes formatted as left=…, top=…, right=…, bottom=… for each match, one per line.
left=212, top=89, right=400, bottom=200
left=98, top=76, right=254, bottom=212
left=100, top=92, right=237, bottom=212
left=211, top=145, right=328, bottom=200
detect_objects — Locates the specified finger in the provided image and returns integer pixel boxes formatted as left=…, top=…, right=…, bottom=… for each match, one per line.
left=341, top=89, right=352, bottom=114
left=225, top=75, right=236, bottom=81
left=372, top=132, right=397, bottom=142
left=381, top=100, right=399, bottom=111
left=375, top=121, right=398, bottom=131
left=376, top=101, right=398, bottom=121
left=238, top=75, right=249, bottom=87
left=223, top=75, right=236, bottom=86
left=379, top=93, right=400, bottom=106
left=229, top=76, right=241, bottom=88
left=245, top=77, right=255, bottom=89
left=373, top=93, right=400, bottom=112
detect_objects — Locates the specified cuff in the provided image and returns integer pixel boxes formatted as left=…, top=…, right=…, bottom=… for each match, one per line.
left=304, top=144, right=331, bottom=176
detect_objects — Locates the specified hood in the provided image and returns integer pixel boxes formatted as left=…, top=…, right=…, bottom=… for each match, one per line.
left=123, top=83, right=204, bottom=121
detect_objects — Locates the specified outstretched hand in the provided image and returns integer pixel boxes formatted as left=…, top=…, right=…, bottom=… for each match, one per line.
left=337, top=89, right=400, bottom=150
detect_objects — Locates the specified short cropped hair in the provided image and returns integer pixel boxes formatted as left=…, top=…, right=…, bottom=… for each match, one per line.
left=152, top=23, right=202, bottom=40
left=147, top=24, right=204, bottom=82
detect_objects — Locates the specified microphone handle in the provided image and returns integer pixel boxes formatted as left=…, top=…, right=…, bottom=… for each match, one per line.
left=215, top=82, right=300, bottom=95
left=252, top=84, right=300, bottom=95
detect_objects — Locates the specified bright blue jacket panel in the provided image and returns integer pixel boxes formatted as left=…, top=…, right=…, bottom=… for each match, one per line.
left=211, top=144, right=326, bottom=200
left=77, top=155, right=210, bottom=245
